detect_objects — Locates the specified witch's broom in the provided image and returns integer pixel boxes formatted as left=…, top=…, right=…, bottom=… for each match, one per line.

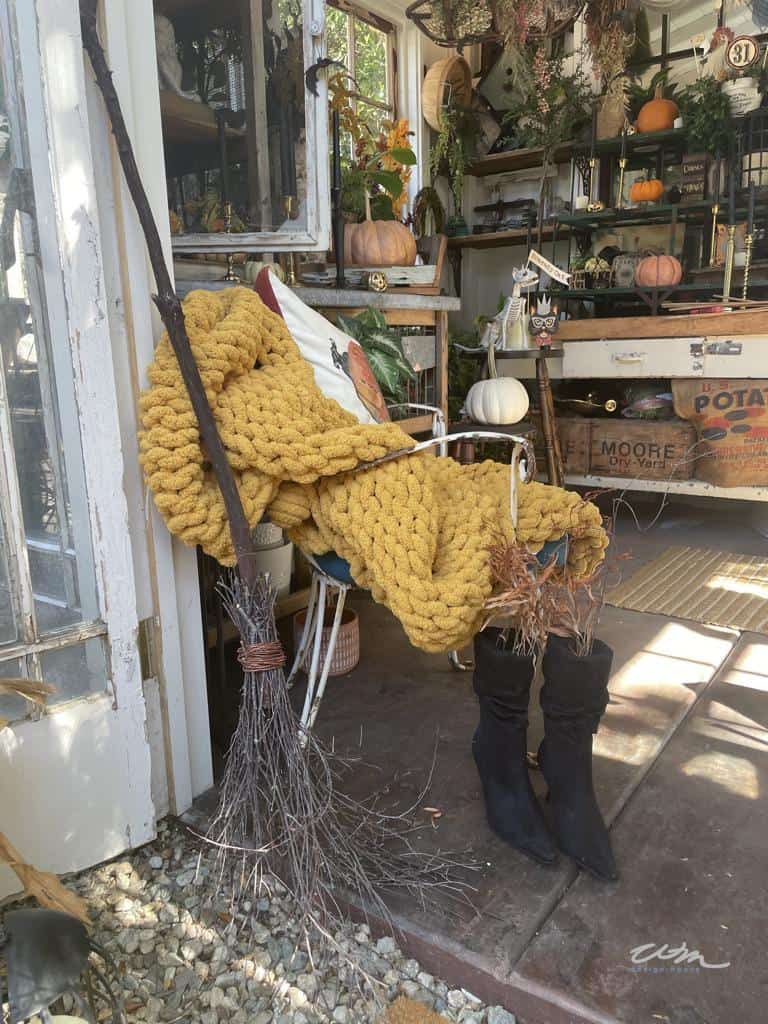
left=79, top=0, right=473, bottom=954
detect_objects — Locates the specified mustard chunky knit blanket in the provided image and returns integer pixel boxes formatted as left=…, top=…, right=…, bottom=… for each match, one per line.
left=140, top=288, right=608, bottom=652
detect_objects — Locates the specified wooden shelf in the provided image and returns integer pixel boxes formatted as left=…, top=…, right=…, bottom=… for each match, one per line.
left=160, top=91, right=245, bottom=145
left=557, top=308, right=768, bottom=341
left=572, top=127, right=688, bottom=155
left=392, top=414, right=435, bottom=435
left=564, top=473, right=768, bottom=502
left=448, top=226, right=554, bottom=250
left=557, top=201, right=713, bottom=230
left=468, top=141, right=574, bottom=177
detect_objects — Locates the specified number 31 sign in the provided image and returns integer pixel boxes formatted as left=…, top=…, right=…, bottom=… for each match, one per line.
left=726, top=35, right=760, bottom=71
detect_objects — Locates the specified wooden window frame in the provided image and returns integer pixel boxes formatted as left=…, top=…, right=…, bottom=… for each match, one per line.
left=327, top=0, right=398, bottom=121
left=170, top=0, right=331, bottom=255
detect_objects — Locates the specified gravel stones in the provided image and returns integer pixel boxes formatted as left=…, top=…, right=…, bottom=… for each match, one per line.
left=59, top=819, right=501, bottom=1024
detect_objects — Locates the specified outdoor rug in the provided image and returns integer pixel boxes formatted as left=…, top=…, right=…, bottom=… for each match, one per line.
left=607, top=545, right=768, bottom=634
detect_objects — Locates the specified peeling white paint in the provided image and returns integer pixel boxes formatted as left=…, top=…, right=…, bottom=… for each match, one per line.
left=0, top=0, right=155, bottom=895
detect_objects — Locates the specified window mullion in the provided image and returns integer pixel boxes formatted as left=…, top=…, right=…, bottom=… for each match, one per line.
left=0, top=347, right=38, bottom=647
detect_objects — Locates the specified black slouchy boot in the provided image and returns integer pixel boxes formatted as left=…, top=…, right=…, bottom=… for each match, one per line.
left=537, top=634, right=618, bottom=881
left=472, top=629, right=558, bottom=865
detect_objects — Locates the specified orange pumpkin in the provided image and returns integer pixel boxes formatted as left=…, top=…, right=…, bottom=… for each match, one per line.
left=635, top=254, right=683, bottom=288
left=346, top=218, right=417, bottom=267
left=637, top=83, right=679, bottom=134
left=630, top=178, right=665, bottom=204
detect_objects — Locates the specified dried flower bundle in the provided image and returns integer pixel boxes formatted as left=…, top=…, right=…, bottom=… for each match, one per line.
left=483, top=498, right=619, bottom=657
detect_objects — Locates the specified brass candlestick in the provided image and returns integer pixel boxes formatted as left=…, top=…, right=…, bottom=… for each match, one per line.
left=616, top=157, right=627, bottom=210
left=708, top=202, right=720, bottom=267
left=742, top=233, right=755, bottom=300
left=282, top=196, right=298, bottom=285
left=722, top=224, right=736, bottom=302
left=222, top=202, right=239, bottom=281
left=587, top=157, right=605, bottom=213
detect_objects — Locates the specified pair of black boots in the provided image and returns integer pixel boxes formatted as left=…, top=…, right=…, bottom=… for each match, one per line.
left=472, top=628, right=618, bottom=881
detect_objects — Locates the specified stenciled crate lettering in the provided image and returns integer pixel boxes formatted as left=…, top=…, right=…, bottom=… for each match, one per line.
left=538, top=417, right=696, bottom=479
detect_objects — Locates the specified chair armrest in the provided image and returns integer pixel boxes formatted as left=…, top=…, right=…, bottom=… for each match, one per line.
left=387, top=403, right=446, bottom=440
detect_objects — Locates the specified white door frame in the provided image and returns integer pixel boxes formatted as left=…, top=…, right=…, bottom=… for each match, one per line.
left=82, top=0, right=214, bottom=814
left=0, top=0, right=154, bottom=894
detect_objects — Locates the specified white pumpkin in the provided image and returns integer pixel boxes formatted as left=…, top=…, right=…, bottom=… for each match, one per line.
left=464, top=377, right=529, bottom=425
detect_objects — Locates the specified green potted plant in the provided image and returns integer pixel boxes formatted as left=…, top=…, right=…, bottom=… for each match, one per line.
left=677, top=75, right=731, bottom=154
left=336, top=308, right=415, bottom=403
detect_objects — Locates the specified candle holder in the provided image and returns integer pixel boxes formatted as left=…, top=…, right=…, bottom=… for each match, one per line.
left=586, top=157, right=605, bottom=213
left=281, top=196, right=298, bottom=285
left=742, top=232, right=755, bottom=300
left=708, top=202, right=720, bottom=267
left=616, top=157, right=627, bottom=210
left=722, top=223, right=737, bottom=301
left=222, top=202, right=239, bottom=282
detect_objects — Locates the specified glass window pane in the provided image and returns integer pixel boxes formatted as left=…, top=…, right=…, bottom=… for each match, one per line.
left=41, top=637, right=108, bottom=705
left=326, top=6, right=349, bottom=67
left=0, top=515, right=17, bottom=644
left=0, top=659, right=29, bottom=724
left=1, top=41, right=98, bottom=638
left=157, top=0, right=309, bottom=236
left=356, top=100, right=391, bottom=138
left=668, top=1, right=717, bottom=55
left=354, top=19, right=388, bottom=105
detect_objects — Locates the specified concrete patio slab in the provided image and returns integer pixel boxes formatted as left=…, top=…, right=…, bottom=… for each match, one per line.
left=311, top=596, right=736, bottom=997
left=511, top=631, right=768, bottom=1024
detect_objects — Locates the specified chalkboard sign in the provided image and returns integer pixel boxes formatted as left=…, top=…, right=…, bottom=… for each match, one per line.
left=681, top=153, right=708, bottom=202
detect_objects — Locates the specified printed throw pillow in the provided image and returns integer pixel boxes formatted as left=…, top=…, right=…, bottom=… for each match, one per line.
left=254, top=268, right=390, bottom=424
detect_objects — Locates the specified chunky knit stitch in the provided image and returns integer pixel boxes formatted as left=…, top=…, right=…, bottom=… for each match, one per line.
left=139, top=288, right=607, bottom=652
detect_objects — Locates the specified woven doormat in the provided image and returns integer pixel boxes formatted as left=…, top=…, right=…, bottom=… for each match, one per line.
left=607, top=546, right=768, bottom=634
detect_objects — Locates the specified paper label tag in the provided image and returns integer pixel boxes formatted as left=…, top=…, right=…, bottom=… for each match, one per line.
left=527, top=249, right=571, bottom=286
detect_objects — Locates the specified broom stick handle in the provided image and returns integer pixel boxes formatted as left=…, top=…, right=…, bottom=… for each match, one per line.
left=79, top=0, right=255, bottom=583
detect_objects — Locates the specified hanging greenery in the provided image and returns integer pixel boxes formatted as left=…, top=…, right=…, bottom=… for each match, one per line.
left=406, top=0, right=496, bottom=49
left=500, top=48, right=592, bottom=154
left=429, top=104, right=480, bottom=216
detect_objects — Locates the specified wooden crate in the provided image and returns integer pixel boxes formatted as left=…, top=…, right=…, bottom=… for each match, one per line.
left=531, top=414, right=589, bottom=474
left=534, top=415, right=696, bottom=480
left=588, top=418, right=696, bottom=480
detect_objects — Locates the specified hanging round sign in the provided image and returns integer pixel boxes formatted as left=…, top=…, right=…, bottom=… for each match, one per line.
left=725, top=35, right=760, bottom=71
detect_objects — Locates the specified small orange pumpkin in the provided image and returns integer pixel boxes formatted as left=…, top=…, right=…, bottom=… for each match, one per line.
left=635, top=253, right=683, bottom=288
left=630, top=177, right=665, bottom=204
left=637, top=83, right=679, bottom=134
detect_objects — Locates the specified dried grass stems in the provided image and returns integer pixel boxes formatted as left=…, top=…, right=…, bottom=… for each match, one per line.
left=483, top=497, right=624, bottom=658
left=200, top=573, right=477, bottom=987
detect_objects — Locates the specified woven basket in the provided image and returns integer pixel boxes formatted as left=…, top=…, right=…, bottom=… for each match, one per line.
left=293, top=606, right=360, bottom=677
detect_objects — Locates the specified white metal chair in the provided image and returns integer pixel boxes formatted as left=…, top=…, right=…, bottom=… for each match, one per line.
left=286, top=402, right=536, bottom=733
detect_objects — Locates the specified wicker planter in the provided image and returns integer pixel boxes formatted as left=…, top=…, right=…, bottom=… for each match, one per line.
left=293, top=606, right=360, bottom=676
